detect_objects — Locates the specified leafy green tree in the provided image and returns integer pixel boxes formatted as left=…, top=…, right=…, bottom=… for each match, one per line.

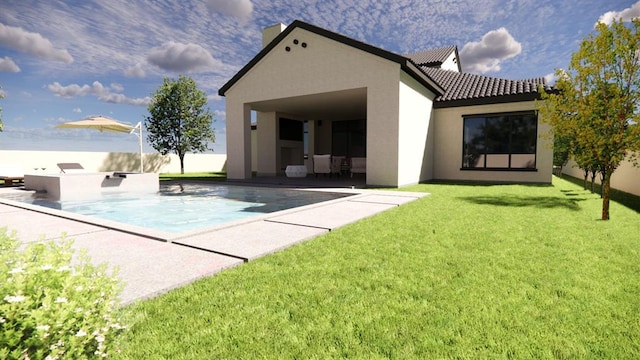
left=539, top=19, right=640, bottom=220
left=145, top=75, right=215, bottom=174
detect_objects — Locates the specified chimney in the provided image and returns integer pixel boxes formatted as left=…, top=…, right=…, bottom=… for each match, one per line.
left=262, top=23, right=287, bottom=48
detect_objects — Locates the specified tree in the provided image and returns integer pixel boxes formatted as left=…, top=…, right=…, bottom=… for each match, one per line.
left=539, top=19, right=640, bottom=220
left=145, top=75, right=215, bottom=174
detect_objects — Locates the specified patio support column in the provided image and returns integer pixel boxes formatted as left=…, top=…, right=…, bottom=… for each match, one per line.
left=257, top=111, right=278, bottom=176
left=226, top=102, right=252, bottom=179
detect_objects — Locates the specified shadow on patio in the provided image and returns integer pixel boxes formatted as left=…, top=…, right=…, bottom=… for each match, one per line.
left=225, top=174, right=367, bottom=189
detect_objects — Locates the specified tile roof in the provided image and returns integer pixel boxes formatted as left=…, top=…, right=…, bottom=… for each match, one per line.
left=404, top=46, right=457, bottom=66
left=420, top=67, right=548, bottom=107
left=219, top=19, right=550, bottom=107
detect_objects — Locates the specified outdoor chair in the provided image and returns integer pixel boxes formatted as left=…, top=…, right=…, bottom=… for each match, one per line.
left=350, top=157, right=366, bottom=177
left=57, top=163, right=87, bottom=173
left=331, top=156, right=346, bottom=176
left=313, top=154, right=331, bottom=176
left=0, top=163, right=24, bottom=186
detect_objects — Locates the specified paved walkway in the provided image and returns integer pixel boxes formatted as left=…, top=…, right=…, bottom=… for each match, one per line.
left=0, top=185, right=427, bottom=305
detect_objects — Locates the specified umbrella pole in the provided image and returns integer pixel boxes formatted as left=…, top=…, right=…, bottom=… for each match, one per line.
left=137, top=122, right=144, bottom=173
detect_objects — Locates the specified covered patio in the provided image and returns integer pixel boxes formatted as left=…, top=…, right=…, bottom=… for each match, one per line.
left=249, top=87, right=367, bottom=179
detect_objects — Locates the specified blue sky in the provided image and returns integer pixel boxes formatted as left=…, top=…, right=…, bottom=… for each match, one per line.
left=0, top=0, right=639, bottom=154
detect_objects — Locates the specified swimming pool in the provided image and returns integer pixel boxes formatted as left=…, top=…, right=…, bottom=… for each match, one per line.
left=1, top=183, right=353, bottom=234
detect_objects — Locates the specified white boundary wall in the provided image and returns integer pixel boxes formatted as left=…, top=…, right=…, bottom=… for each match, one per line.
left=0, top=150, right=227, bottom=174
left=562, top=153, right=640, bottom=197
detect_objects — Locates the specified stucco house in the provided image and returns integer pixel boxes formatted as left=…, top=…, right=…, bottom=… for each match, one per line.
left=218, top=20, right=552, bottom=187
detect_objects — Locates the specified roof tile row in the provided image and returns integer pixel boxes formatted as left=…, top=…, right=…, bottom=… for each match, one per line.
left=421, top=67, right=547, bottom=103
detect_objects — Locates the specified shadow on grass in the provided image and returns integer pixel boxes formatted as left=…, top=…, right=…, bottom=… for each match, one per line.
left=460, top=195, right=583, bottom=211
left=425, top=180, right=553, bottom=187
left=559, top=174, right=640, bottom=213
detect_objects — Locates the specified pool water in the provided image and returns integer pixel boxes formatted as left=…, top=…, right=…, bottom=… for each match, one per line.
left=3, top=184, right=353, bottom=233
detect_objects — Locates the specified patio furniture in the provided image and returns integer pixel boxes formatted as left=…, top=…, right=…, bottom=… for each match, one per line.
left=285, top=165, right=307, bottom=178
left=0, top=163, right=24, bottom=186
left=57, top=163, right=86, bottom=173
left=331, top=156, right=346, bottom=176
left=313, top=154, right=331, bottom=176
left=351, top=157, right=366, bottom=177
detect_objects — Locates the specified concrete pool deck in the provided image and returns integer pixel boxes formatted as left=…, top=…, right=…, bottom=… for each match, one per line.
left=0, top=185, right=428, bottom=305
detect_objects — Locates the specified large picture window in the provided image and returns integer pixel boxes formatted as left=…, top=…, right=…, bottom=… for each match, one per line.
left=462, top=112, right=537, bottom=170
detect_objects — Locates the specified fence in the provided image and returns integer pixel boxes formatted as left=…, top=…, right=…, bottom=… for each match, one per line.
left=0, top=150, right=227, bottom=175
left=561, top=154, right=640, bottom=197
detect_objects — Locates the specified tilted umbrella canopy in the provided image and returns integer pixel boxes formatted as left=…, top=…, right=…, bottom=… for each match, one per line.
left=55, top=115, right=135, bottom=133
left=55, top=116, right=144, bottom=173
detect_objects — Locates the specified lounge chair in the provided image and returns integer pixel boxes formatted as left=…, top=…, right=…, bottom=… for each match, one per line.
left=350, top=157, right=366, bottom=177
left=0, top=163, right=25, bottom=186
left=57, top=163, right=87, bottom=173
left=331, top=156, right=346, bottom=176
left=313, top=154, right=331, bottom=176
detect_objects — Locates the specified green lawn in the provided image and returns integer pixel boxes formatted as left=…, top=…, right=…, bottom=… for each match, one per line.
left=159, top=172, right=226, bottom=181
left=115, top=177, right=639, bottom=359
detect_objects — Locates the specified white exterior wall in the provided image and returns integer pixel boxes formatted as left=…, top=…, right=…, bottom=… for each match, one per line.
left=433, top=101, right=553, bottom=183
left=562, top=154, right=640, bottom=197
left=225, top=100, right=252, bottom=179
left=440, top=52, right=460, bottom=72
left=397, top=72, right=436, bottom=186
left=256, top=111, right=277, bottom=175
left=224, top=27, right=404, bottom=186
left=0, top=150, right=227, bottom=174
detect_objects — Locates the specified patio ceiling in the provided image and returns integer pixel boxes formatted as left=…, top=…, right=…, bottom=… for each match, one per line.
left=249, top=88, right=367, bottom=120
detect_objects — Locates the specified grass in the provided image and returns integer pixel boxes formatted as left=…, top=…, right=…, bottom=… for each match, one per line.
left=159, top=172, right=226, bottom=182
left=115, top=177, right=640, bottom=359
left=560, top=173, right=640, bottom=213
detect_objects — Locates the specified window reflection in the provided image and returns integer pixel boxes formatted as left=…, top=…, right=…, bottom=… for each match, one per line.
left=462, top=112, right=537, bottom=169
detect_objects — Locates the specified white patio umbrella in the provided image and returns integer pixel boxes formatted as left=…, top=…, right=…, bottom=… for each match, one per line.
left=55, top=115, right=144, bottom=173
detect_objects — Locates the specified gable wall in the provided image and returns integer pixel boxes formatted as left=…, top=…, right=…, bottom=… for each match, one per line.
left=225, top=27, right=406, bottom=185
left=441, top=52, right=460, bottom=72
left=397, top=71, right=436, bottom=186
left=224, top=28, right=400, bottom=104
left=433, top=101, right=553, bottom=183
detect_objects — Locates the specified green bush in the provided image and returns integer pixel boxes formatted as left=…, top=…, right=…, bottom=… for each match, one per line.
left=0, top=229, right=125, bottom=359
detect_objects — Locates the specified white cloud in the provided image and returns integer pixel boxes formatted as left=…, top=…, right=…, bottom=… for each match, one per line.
left=597, top=1, right=640, bottom=26
left=73, top=107, right=82, bottom=113
left=206, top=0, right=253, bottom=22
left=124, top=64, right=146, bottom=78
left=47, top=81, right=151, bottom=106
left=460, top=27, right=521, bottom=73
left=147, top=41, right=222, bottom=72
left=0, top=56, right=20, bottom=72
left=110, top=83, right=124, bottom=92
left=0, top=23, right=73, bottom=63
left=544, top=72, right=558, bottom=85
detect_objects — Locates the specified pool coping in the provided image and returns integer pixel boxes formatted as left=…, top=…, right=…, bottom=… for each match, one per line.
left=0, top=186, right=386, bottom=242
left=0, top=183, right=429, bottom=305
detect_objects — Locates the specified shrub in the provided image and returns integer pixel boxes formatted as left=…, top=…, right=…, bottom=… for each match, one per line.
left=0, top=229, right=125, bottom=359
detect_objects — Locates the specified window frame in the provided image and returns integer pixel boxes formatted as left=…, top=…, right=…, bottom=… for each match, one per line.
left=461, top=111, right=538, bottom=171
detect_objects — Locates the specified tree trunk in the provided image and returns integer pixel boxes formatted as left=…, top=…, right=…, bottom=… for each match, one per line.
left=601, top=170, right=612, bottom=220
left=583, top=169, right=589, bottom=190
left=179, top=153, right=185, bottom=174
left=590, top=171, right=596, bottom=193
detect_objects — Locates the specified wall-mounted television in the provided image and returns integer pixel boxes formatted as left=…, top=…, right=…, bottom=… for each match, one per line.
left=279, top=118, right=303, bottom=141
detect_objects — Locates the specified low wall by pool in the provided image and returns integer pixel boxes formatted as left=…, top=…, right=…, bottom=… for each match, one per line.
left=0, top=150, right=228, bottom=174
left=24, top=172, right=160, bottom=200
